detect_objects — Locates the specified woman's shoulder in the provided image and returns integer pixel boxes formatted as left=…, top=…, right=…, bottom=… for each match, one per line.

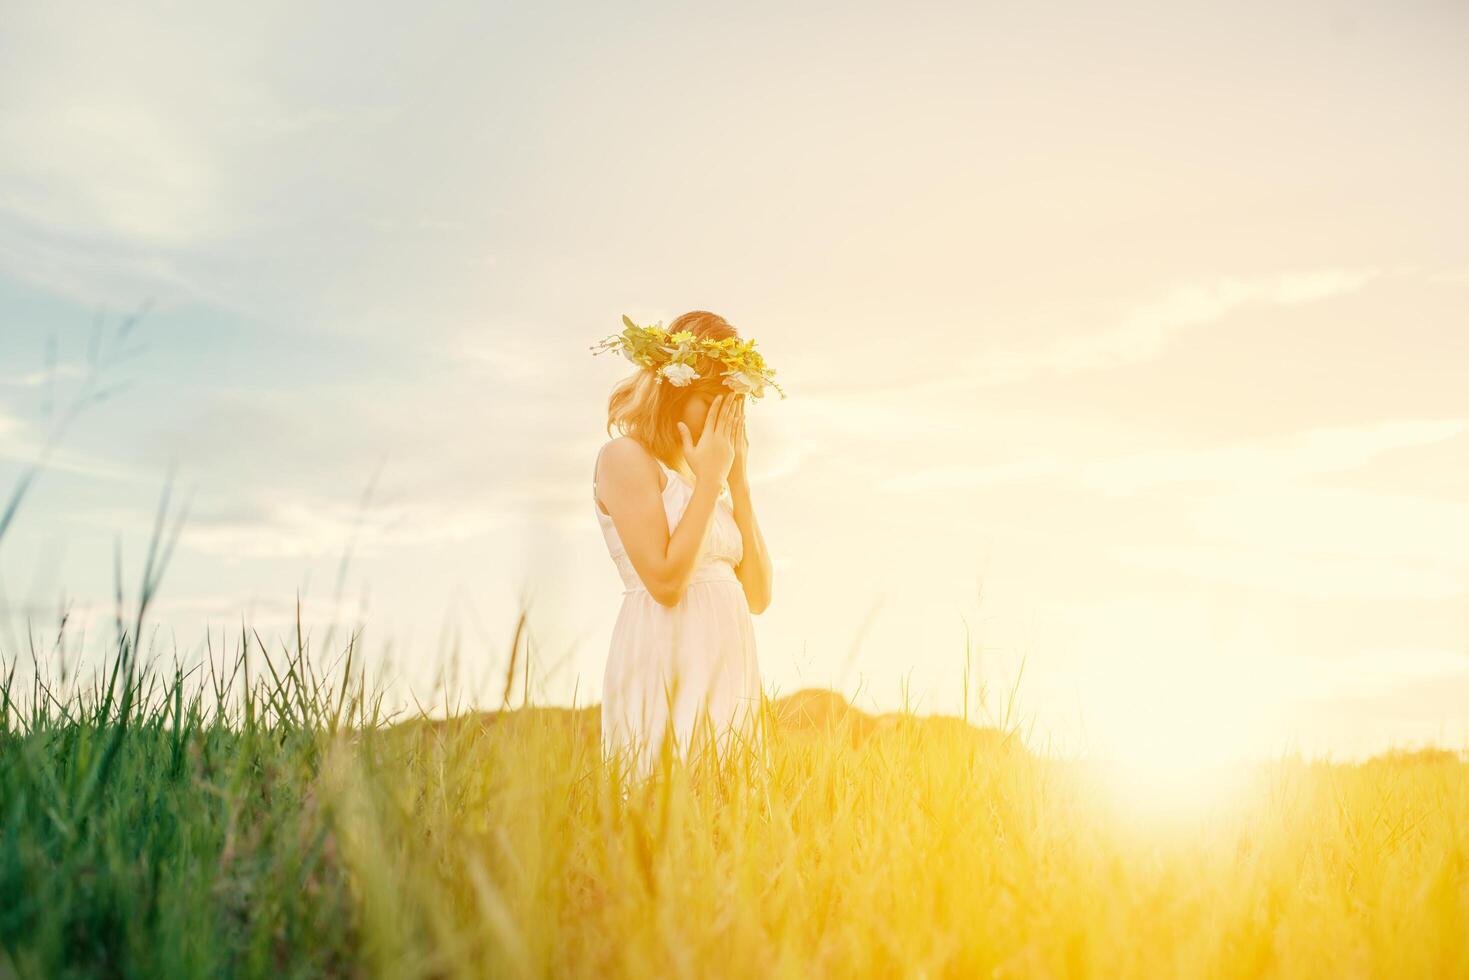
left=597, top=436, right=664, bottom=480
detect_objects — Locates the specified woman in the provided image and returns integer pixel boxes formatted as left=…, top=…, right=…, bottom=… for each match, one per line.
left=590, top=310, right=781, bottom=780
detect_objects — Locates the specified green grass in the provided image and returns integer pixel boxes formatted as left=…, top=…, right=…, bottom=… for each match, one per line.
left=3, top=625, right=1469, bottom=979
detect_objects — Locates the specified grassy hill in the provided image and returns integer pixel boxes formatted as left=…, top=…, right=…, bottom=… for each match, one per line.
left=3, top=664, right=1467, bottom=978
left=401, top=687, right=1016, bottom=752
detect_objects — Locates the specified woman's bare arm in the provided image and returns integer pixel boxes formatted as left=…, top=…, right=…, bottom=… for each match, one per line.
left=729, top=482, right=772, bottom=614
left=594, top=396, right=736, bottom=606
left=727, top=398, right=773, bottom=613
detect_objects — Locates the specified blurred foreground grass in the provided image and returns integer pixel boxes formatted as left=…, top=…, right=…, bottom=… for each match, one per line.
left=2, top=639, right=1467, bottom=980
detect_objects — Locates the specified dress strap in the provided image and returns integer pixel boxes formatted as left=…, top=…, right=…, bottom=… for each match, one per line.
left=592, top=443, right=608, bottom=486
left=652, top=457, right=676, bottom=493
left=593, top=445, right=615, bottom=515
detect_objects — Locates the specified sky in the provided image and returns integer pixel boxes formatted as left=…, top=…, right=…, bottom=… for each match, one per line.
left=1, top=0, right=1467, bottom=766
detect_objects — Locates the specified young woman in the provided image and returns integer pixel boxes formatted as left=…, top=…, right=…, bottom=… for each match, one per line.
left=590, top=310, right=780, bottom=780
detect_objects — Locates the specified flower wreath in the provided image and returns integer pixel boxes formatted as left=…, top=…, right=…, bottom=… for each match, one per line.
left=590, top=315, right=785, bottom=399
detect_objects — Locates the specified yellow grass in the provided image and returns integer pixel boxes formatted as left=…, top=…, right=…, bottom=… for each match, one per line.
left=6, top=655, right=1467, bottom=978
left=338, top=692, right=1469, bottom=978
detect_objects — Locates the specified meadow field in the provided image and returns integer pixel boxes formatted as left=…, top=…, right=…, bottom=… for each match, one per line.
left=3, top=631, right=1467, bottom=980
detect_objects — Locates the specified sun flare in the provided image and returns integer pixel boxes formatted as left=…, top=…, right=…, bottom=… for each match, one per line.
left=1079, top=651, right=1276, bottom=814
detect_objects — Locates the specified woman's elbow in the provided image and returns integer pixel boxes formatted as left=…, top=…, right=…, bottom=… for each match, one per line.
left=747, top=592, right=772, bottom=615
left=649, top=582, right=684, bottom=607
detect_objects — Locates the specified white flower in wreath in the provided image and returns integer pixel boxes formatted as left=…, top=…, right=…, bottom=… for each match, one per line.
left=660, top=362, right=699, bottom=387
left=722, top=369, right=764, bottom=396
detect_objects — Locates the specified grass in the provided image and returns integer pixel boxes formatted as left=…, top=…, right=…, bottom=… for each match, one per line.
left=2, top=623, right=1468, bottom=979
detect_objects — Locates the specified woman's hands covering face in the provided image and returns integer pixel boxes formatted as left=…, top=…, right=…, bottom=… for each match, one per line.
left=677, top=394, right=737, bottom=486
left=729, top=395, right=748, bottom=484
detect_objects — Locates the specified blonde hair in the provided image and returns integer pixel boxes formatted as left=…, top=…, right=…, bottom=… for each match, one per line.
left=605, top=310, right=738, bottom=466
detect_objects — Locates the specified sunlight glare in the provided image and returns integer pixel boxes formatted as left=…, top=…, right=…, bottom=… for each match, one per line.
left=1082, top=650, right=1269, bottom=817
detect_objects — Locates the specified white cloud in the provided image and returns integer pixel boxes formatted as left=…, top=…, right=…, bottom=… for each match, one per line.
left=881, top=458, right=1059, bottom=493
left=0, top=6, right=263, bottom=248
left=451, top=339, right=548, bottom=384
left=1299, top=649, right=1469, bottom=700
left=70, top=493, right=508, bottom=562
left=1316, top=646, right=1469, bottom=702
left=176, top=497, right=512, bottom=560
left=1108, top=478, right=1469, bottom=600
left=886, top=417, right=1464, bottom=495
left=1080, top=418, right=1465, bottom=494
left=0, top=429, right=139, bottom=483
left=1116, top=544, right=1467, bottom=600
left=0, top=364, right=85, bottom=388
left=147, top=591, right=351, bottom=631
left=911, top=267, right=1384, bottom=394
left=775, top=392, right=974, bottom=465
left=1193, top=488, right=1469, bottom=569
left=0, top=3, right=402, bottom=314
left=0, top=225, right=228, bottom=310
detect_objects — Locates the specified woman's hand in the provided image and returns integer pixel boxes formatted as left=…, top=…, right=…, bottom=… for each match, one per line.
left=677, top=394, right=736, bottom=487
left=729, top=395, right=749, bottom=489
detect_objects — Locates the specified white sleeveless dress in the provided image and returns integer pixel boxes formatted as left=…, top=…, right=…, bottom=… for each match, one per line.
left=595, top=456, right=762, bottom=780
